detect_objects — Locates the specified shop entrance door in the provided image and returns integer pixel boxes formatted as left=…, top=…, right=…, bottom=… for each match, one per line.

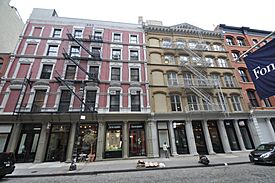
left=173, top=122, right=189, bottom=154
left=129, top=124, right=146, bottom=157
left=45, top=124, right=70, bottom=162
left=207, top=121, right=224, bottom=153
left=16, top=124, right=41, bottom=163
left=105, top=123, right=123, bottom=158
left=192, top=121, right=208, bottom=155
left=238, top=120, right=254, bottom=149
left=224, top=120, right=240, bottom=151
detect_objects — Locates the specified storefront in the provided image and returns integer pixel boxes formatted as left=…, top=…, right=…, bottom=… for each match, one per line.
left=15, top=124, right=41, bottom=163
left=238, top=120, right=254, bottom=149
left=77, top=123, right=98, bottom=161
left=0, top=124, right=13, bottom=153
left=104, top=123, right=123, bottom=158
left=129, top=123, right=146, bottom=157
left=45, top=124, right=71, bottom=162
left=192, top=121, right=208, bottom=155
left=173, top=122, right=189, bottom=154
left=157, top=121, right=170, bottom=157
left=207, top=121, right=224, bottom=153
left=224, top=120, right=240, bottom=151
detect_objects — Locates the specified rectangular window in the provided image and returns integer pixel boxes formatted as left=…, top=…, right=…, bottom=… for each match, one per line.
left=131, top=91, right=141, bottom=111
left=247, top=91, right=259, bottom=107
left=130, top=68, right=139, bottom=82
left=130, top=50, right=139, bottom=61
left=89, top=66, right=99, bottom=80
left=224, top=74, right=235, bottom=87
left=170, top=95, right=182, bottom=111
left=65, top=65, right=76, bottom=79
left=111, top=68, right=120, bottom=81
left=226, top=37, right=234, bottom=45
left=32, top=27, right=42, bottom=37
left=52, top=28, right=62, bottom=38
left=31, top=90, right=46, bottom=112
left=168, top=72, right=178, bottom=86
left=113, top=33, right=121, bottom=42
left=130, top=35, right=138, bottom=44
left=94, top=31, right=103, bottom=41
left=25, top=44, right=37, bottom=55
left=85, top=90, right=96, bottom=111
left=47, top=45, right=58, bottom=56
left=91, top=47, right=101, bottom=59
left=74, top=29, right=83, bottom=38
left=238, top=69, right=249, bottom=82
left=112, top=49, right=121, bottom=60
left=231, top=95, right=242, bottom=111
left=40, top=65, right=53, bottom=79
left=109, top=91, right=120, bottom=111
left=263, top=98, right=272, bottom=107
left=70, top=46, right=80, bottom=57
left=187, top=95, right=199, bottom=111
left=58, top=90, right=71, bottom=112
left=217, top=58, right=228, bottom=67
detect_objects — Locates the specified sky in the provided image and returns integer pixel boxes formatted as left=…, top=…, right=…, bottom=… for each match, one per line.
left=9, top=0, right=275, bottom=31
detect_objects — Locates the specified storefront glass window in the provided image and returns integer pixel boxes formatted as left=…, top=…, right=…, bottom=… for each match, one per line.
left=0, top=125, right=12, bottom=152
left=238, top=120, right=254, bottom=149
left=105, top=123, right=122, bottom=158
left=173, top=122, right=189, bottom=154
left=224, top=120, right=240, bottom=151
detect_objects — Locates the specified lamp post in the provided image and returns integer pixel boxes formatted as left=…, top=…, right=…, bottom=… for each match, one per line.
left=69, top=82, right=85, bottom=171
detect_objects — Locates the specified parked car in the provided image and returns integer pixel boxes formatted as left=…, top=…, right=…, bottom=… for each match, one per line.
left=249, top=141, right=275, bottom=165
left=0, top=152, right=15, bottom=178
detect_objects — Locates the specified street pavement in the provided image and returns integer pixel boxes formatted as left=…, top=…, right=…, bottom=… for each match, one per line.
left=7, top=151, right=251, bottom=178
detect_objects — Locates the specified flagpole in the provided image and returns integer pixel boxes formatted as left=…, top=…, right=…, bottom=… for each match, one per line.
left=235, top=30, right=275, bottom=61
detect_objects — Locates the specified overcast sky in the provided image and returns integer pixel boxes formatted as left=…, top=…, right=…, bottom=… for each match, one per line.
left=9, top=0, right=275, bottom=31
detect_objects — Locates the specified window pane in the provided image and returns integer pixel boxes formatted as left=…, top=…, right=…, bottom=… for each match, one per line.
left=31, top=90, right=46, bottom=112
left=110, top=91, right=120, bottom=111
left=130, top=68, right=139, bottom=81
left=40, top=65, right=53, bottom=79
left=58, top=90, right=71, bottom=112
left=111, top=68, right=120, bottom=81
left=85, top=90, right=96, bottom=111
left=131, top=91, right=140, bottom=111
left=65, top=65, right=76, bottom=79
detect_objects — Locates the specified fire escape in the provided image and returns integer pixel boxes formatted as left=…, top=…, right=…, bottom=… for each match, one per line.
left=168, top=27, right=226, bottom=113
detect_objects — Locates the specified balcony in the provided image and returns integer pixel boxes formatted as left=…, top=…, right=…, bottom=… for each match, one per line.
left=185, top=103, right=223, bottom=112
left=167, top=78, right=220, bottom=88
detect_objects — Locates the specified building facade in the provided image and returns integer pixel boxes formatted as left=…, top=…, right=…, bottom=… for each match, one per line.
left=216, top=24, right=275, bottom=144
left=144, top=22, right=258, bottom=157
left=0, top=8, right=151, bottom=163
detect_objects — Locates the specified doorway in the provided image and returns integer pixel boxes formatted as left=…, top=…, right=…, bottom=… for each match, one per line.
left=45, top=124, right=71, bottom=162
left=129, top=123, right=146, bottom=157
left=173, top=122, right=189, bottom=154
left=192, top=121, right=208, bottom=155
left=238, top=120, right=254, bottom=149
left=224, top=120, right=240, bottom=151
left=207, top=121, right=224, bottom=153
left=16, top=124, right=41, bottom=163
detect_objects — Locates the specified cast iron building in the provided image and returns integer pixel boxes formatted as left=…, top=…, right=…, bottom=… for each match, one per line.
left=144, top=21, right=258, bottom=157
left=0, top=8, right=151, bottom=162
left=216, top=24, right=275, bottom=143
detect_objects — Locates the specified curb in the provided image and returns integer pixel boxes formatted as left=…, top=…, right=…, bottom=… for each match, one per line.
left=6, top=161, right=250, bottom=178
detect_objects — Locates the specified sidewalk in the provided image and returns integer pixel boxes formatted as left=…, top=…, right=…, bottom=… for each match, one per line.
left=7, top=151, right=251, bottom=178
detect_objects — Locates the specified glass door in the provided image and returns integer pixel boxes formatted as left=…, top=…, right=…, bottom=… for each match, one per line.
left=207, top=121, right=224, bottom=153
left=224, top=120, right=240, bottom=151
left=173, top=122, right=189, bottom=154
left=45, top=124, right=71, bottom=162
left=16, top=124, right=41, bottom=163
left=192, top=121, right=208, bottom=155
left=129, top=123, right=146, bottom=157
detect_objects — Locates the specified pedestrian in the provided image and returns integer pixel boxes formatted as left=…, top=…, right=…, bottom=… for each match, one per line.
left=163, top=142, right=169, bottom=158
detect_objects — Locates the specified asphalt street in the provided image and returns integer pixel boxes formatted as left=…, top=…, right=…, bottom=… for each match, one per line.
left=2, top=164, right=275, bottom=183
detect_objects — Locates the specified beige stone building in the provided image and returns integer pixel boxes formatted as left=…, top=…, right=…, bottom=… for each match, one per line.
left=144, top=22, right=259, bottom=157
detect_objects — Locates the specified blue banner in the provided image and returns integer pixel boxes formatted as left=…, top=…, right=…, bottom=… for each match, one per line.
left=244, top=39, right=275, bottom=99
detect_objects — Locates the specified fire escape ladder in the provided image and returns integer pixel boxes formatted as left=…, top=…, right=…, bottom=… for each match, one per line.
left=55, top=74, right=96, bottom=113
left=13, top=77, right=32, bottom=116
left=67, top=33, right=97, bottom=59
left=62, top=52, right=98, bottom=83
left=190, top=86, right=212, bottom=104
